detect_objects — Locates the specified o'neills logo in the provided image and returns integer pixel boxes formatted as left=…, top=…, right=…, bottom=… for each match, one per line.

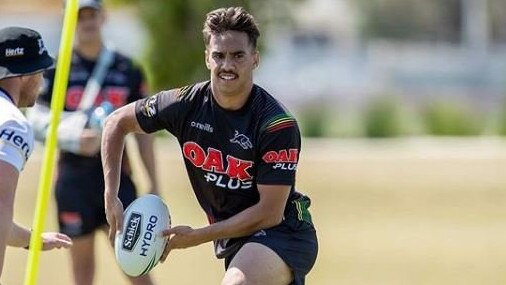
left=191, top=121, right=213, bottom=133
left=122, top=212, right=142, bottom=251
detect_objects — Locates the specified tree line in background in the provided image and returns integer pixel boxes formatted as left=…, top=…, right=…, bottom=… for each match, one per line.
left=110, top=0, right=301, bottom=92
left=298, top=96, right=506, bottom=138
left=106, top=0, right=506, bottom=138
left=356, top=0, right=506, bottom=43
left=108, top=0, right=505, bottom=91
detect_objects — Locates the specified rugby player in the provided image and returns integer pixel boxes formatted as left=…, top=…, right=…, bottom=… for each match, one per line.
left=103, top=7, right=318, bottom=285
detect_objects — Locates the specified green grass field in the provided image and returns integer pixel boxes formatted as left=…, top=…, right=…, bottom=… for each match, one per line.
left=4, top=137, right=506, bottom=285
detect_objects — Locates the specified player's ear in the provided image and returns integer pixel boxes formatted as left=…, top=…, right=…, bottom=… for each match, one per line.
left=253, top=50, right=259, bottom=69
left=204, top=49, right=211, bottom=70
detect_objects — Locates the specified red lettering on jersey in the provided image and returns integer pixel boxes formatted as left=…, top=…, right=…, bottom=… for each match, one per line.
left=262, top=149, right=299, bottom=163
left=183, top=142, right=205, bottom=167
left=66, top=86, right=84, bottom=110
left=182, top=142, right=253, bottom=181
left=226, top=156, right=253, bottom=181
left=278, top=150, right=289, bottom=162
left=66, top=86, right=128, bottom=110
left=202, top=148, right=225, bottom=173
left=105, top=87, right=128, bottom=108
left=288, top=149, right=298, bottom=162
left=262, top=151, right=277, bottom=163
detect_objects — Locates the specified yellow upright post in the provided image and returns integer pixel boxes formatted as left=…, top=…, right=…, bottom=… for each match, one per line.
left=23, top=0, right=78, bottom=284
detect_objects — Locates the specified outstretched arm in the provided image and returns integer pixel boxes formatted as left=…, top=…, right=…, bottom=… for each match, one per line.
left=134, top=133, right=159, bottom=195
left=160, top=184, right=290, bottom=261
left=0, top=161, right=18, bottom=277
left=8, top=223, right=72, bottom=250
left=0, top=162, right=72, bottom=278
left=102, top=102, right=146, bottom=243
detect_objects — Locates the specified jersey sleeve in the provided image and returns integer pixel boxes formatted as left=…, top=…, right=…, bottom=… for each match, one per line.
left=134, top=88, right=189, bottom=137
left=256, top=114, right=301, bottom=185
left=0, top=120, right=33, bottom=172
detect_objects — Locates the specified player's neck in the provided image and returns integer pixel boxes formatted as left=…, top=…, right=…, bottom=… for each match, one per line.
left=75, top=39, right=103, bottom=61
left=211, top=82, right=253, bottom=111
left=0, top=79, right=21, bottom=107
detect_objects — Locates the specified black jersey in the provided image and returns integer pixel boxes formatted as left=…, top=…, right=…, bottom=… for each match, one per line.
left=39, top=49, right=146, bottom=170
left=135, top=81, right=304, bottom=257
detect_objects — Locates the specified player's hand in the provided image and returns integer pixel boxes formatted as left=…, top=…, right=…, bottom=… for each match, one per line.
left=105, top=195, right=124, bottom=245
left=79, top=128, right=101, bottom=157
left=41, top=232, right=73, bottom=250
left=159, top=226, right=200, bottom=263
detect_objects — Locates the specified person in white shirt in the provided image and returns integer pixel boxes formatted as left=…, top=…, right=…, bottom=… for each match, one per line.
left=0, top=26, right=72, bottom=279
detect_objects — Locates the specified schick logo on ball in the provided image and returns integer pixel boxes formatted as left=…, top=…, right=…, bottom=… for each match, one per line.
left=140, top=215, right=158, bottom=257
left=122, top=212, right=142, bottom=251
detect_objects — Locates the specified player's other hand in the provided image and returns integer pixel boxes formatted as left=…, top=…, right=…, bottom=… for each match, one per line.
left=105, top=195, right=124, bottom=245
left=79, top=128, right=101, bottom=157
left=41, top=232, right=73, bottom=250
left=159, top=226, right=198, bottom=263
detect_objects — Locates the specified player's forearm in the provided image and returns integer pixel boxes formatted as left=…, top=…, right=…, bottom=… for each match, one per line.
left=0, top=167, right=20, bottom=247
left=7, top=222, right=30, bottom=248
left=0, top=198, right=13, bottom=277
left=195, top=202, right=283, bottom=243
left=102, top=110, right=128, bottom=199
left=134, top=133, right=159, bottom=193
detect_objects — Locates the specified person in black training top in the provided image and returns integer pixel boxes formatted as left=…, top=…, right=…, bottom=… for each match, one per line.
left=103, top=7, right=317, bottom=285
left=27, top=1, right=158, bottom=284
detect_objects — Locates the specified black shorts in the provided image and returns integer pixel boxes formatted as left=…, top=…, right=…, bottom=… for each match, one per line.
left=55, top=164, right=137, bottom=237
left=224, top=195, right=318, bottom=285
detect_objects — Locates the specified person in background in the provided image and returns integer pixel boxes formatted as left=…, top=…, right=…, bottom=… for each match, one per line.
left=0, top=26, right=72, bottom=280
left=102, top=7, right=318, bottom=285
left=27, top=1, right=159, bottom=284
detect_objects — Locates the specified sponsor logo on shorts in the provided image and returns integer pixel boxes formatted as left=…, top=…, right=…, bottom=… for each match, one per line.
left=253, top=230, right=267, bottom=237
left=123, top=212, right=142, bottom=251
left=59, top=212, right=83, bottom=236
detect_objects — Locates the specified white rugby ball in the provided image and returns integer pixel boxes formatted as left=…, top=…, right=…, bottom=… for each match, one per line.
left=114, top=194, right=170, bottom=276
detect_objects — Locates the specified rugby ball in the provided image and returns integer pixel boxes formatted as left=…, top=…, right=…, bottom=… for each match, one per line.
left=114, top=194, right=170, bottom=276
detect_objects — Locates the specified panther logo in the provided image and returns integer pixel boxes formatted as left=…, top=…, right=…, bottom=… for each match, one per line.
left=230, top=130, right=252, bottom=150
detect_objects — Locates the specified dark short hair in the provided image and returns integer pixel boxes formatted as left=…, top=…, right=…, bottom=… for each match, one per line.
left=202, top=7, right=260, bottom=48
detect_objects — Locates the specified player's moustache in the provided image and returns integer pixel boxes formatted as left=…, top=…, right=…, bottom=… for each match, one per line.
left=218, top=70, right=238, bottom=77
